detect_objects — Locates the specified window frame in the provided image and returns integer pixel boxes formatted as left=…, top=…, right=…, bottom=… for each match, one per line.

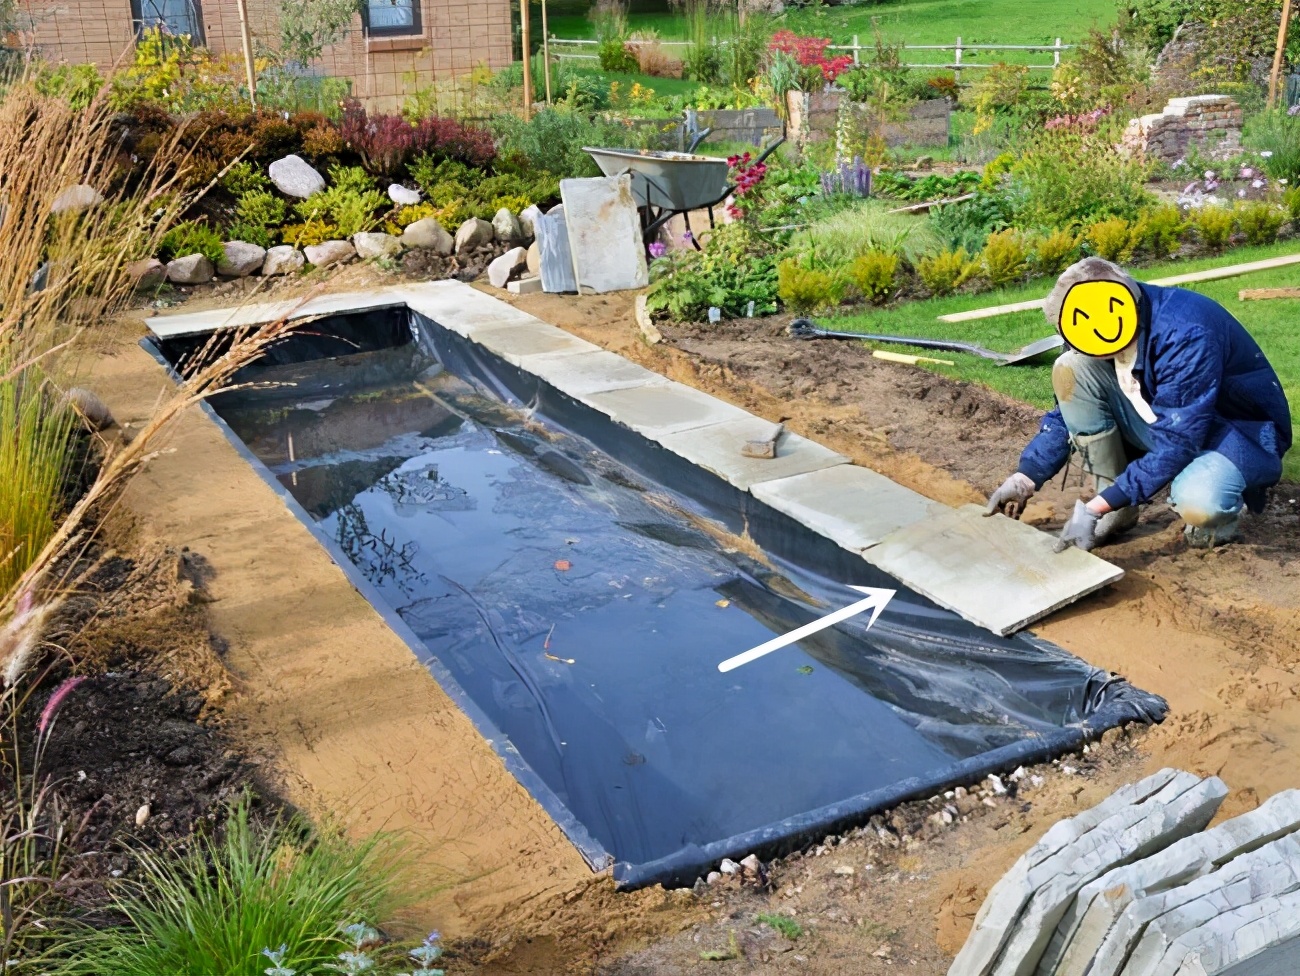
left=130, top=0, right=205, bottom=45
left=360, top=0, right=423, bottom=37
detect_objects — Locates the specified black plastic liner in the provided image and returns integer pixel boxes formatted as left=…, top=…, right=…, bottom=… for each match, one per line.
left=146, top=305, right=1167, bottom=890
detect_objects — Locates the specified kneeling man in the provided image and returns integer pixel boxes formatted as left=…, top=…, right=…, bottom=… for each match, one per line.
left=986, top=257, right=1292, bottom=551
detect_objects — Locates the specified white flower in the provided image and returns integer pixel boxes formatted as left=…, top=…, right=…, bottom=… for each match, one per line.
left=1281, top=178, right=1289, bottom=184
left=1253, top=179, right=1266, bottom=189
left=1260, top=151, right=1274, bottom=158
left=1237, top=189, right=1247, bottom=198
left=1172, top=158, right=1185, bottom=168
left=1204, top=170, right=1217, bottom=180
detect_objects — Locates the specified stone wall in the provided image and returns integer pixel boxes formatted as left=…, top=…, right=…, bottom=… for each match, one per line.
left=786, top=91, right=951, bottom=149
left=1121, top=94, right=1243, bottom=163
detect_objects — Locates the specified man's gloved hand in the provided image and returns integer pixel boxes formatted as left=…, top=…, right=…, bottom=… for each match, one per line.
left=1055, top=500, right=1102, bottom=553
left=985, top=472, right=1037, bottom=520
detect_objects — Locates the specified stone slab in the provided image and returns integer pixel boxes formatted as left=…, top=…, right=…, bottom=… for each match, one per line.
left=536, top=209, right=577, bottom=294
left=508, top=275, right=543, bottom=295
left=654, top=418, right=849, bottom=491
left=989, top=776, right=1228, bottom=976
left=1088, top=834, right=1300, bottom=976
left=751, top=465, right=946, bottom=552
left=147, top=287, right=414, bottom=339
left=521, top=349, right=672, bottom=398
left=560, top=175, right=649, bottom=295
left=1138, top=884, right=1300, bottom=976
left=864, top=505, right=1124, bottom=636
left=580, top=382, right=753, bottom=439
left=1046, top=789, right=1300, bottom=976
left=948, top=769, right=1189, bottom=976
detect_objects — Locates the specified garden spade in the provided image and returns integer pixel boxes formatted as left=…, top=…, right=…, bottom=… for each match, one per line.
left=788, top=318, right=1064, bottom=366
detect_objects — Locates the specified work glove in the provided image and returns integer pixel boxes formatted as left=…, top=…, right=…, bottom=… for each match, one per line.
left=1055, top=500, right=1101, bottom=553
left=985, top=472, right=1036, bottom=520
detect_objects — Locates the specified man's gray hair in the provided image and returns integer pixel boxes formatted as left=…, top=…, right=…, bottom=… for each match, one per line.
left=1043, top=257, right=1141, bottom=330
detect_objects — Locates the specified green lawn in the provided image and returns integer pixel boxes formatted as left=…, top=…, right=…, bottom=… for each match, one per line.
left=816, top=241, right=1300, bottom=479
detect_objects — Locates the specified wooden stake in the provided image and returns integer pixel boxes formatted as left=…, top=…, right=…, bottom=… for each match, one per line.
left=1269, top=0, right=1293, bottom=110
left=520, top=0, right=533, bottom=120
left=236, top=0, right=257, bottom=107
left=1240, top=286, right=1300, bottom=301
left=541, top=0, right=552, bottom=104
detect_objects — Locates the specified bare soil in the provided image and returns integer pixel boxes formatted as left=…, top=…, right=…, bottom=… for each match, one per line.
left=66, top=273, right=1300, bottom=975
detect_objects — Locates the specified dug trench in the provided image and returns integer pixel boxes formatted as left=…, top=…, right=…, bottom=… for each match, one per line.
left=77, top=271, right=1298, bottom=974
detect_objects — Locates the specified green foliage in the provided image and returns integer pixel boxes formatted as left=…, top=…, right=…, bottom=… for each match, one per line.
left=294, top=185, right=386, bottom=237
left=1131, top=204, right=1186, bottom=259
left=778, top=258, right=845, bottom=313
left=279, top=0, right=361, bottom=65
left=327, top=163, right=377, bottom=195
left=1030, top=228, right=1080, bottom=275
left=220, top=161, right=271, bottom=198
left=872, top=170, right=980, bottom=202
left=281, top=219, right=341, bottom=247
left=1125, top=0, right=1284, bottom=82
left=646, top=224, right=779, bottom=321
left=927, top=193, right=1008, bottom=254
left=1006, top=129, right=1153, bottom=227
left=967, top=62, right=1030, bottom=118
left=33, top=62, right=105, bottom=111
left=1085, top=217, right=1136, bottom=263
left=1245, top=111, right=1300, bottom=184
left=789, top=199, right=941, bottom=267
left=847, top=249, right=899, bottom=302
left=157, top=220, right=225, bottom=264
left=599, top=38, right=640, bottom=73
left=225, top=221, right=273, bottom=249
left=757, top=913, right=803, bottom=940
left=1235, top=201, right=1285, bottom=246
left=980, top=228, right=1028, bottom=286
left=235, top=190, right=288, bottom=230
left=917, top=247, right=977, bottom=296
left=57, top=798, right=406, bottom=976
left=980, top=152, right=1017, bottom=192
left=1191, top=205, right=1235, bottom=251
left=1284, top=186, right=1300, bottom=227
left=491, top=109, right=635, bottom=178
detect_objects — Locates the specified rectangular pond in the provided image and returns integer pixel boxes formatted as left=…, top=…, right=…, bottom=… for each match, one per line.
left=149, top=302, right=1165, bottom=888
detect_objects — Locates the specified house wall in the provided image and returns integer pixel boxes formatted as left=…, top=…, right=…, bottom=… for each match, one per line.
left=21, top=0, right=515, bottom=109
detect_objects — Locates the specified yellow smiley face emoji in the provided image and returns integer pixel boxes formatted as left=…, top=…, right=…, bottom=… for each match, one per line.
left=1058, top=280, right=1139, bottom=357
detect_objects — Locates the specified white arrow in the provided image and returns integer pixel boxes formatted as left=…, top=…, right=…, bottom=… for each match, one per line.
left=717, top=586, right=896, bottom=673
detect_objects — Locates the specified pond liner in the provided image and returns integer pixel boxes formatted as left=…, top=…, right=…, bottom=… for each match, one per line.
left=142, top=304, right=1168, bottom=892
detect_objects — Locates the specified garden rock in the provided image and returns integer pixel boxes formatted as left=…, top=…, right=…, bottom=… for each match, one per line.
left=165, top=253, right=215, bottom=285
left=305, top=240, right=355, bottom=268
left=493, top=208, right=525, bottom=244
left=268, top=155, right=325, bottom=199
left=388, top=183, right=421, bottom=206
left=487, top=246, right=528, bottom=288
left=51, top=183, right=104, bottom=214
left=519, top=204, right=543, bottom=238
left=128, top=257, right=165, bottom=289
left=454, top=218, right=494, bottom=254
left=353, top=232, right=403, bottom=260
left=217, top=241, right=266, bottom=278
left=64, top=388, right=115, bottom=431
left=262, top=245, right=305, bottom=276
left=526, top=241, right=541, bottom=275
left=402, top=217, right=454, bottom=255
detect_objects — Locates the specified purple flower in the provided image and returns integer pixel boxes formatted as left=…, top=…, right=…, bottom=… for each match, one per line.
left=648, top=242, right=666, bottom=258
left=1205, top=179, right=1219, bottom=191
left=1289, top=104, right=1300, bottom=116
left=1240, top=167, right=1255, bottom=179
left=682, top=230, right=694, bottom=244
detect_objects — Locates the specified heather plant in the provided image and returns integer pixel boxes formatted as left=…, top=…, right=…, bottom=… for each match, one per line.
left=847, top=250, right=898, bottom=303
left=157, top=220, right=225, bottom=264
left=1084, top=217, right=1137, bottom=263
left=1191, top=204, right=1235, bottom=251
left=979, top=228, right=1028, bottom=287
left=294, top=184, right=386, bottom=237
left=777, top=258, right=844, bottom=313
left=1130, top=204, right=1186, bottom=259
left=1030, top=228, right=1080, bottom=275
left=917, top=247, right=978, bottom=296
left=339, top=101, right=494, bottom=176
left=1235, top=201, right=1285, bottom=246
left=220, top=160, right=271, bottom=198
left=235, top=190, right=288, bottom=231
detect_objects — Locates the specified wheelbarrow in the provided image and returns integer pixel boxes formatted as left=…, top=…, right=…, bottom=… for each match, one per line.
left=789, top=318, right=1064, bottom=366
left=584, top=137, right=785, bottom=248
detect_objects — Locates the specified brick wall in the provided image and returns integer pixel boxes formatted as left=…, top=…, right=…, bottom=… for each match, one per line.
left=22, top=0, right=514, bottom=110
left=1121, top=95, right=1244, bottom=163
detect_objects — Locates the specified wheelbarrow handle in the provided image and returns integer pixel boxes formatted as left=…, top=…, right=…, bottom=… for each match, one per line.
left=754, top=136, right=785, bottom=164
left=686, top=126, right=714, bottom=153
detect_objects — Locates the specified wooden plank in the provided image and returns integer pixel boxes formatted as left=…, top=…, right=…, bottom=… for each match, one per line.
left=938, top=252, right=1300, bottom=324
left=872, top=349, right=956, bottom=366
left=887, top=192, right=975, bottom=214
left=1239, top=287, right=1300, bottom=301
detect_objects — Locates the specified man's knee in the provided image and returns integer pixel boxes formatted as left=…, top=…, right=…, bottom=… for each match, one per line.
left=1054, top=350, right=1118, bottom=435
left=1169, top=454, right=1245, bottom=528
left=1051, top=350, right=1087, bottom=403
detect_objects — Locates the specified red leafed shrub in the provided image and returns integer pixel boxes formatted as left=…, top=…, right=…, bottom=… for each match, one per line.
left=768, top=30, right=853, bottom=83
left=338, top=100, right=494, bottom=176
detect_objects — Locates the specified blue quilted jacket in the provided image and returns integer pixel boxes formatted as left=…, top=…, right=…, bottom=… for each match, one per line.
left=1017, top=283, right=1292, bottom=512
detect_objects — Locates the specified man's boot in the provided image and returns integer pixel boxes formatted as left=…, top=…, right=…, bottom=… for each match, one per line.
left=1072, top=428, right=1140, bottom=544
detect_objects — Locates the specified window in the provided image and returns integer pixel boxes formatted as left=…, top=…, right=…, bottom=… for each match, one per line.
left=131, top=0, right=204, bottom=43
left=363, top=0, right=421, bottom=36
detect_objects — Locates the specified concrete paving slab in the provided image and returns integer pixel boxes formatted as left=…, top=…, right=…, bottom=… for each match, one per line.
left=990, top=776, right=1228, bottom=976
left=581, top=382, right=753, bottom=439
left=654, top=418, right=850, bottom=490
left=1089, top=834, right=1300, bottom=976
left=864, top=505, right=1124, bottom=636
left=520, top=349, right=673, bottom=397
left=402, top=282, right=552, bottom=339
left=147, top=287, right=414, bottom=338
left=751, top=464, right=947, bottom=551
left=561, top=175, right=648, bottom=294
left=1045, top=789, right=1300, bottom=976
left=1141, top=887, right=1300, bottom=976
left=947, top=769, right=1191, bottom=976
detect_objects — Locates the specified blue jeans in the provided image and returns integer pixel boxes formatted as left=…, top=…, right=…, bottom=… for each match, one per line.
left=1052, top=351, right=1246, bottom=528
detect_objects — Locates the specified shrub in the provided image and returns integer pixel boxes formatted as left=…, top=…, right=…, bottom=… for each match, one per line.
left=778, top=259, right=844, bottom=313
left=917, top=247, right=977, bottom=296
left=646, top=223, right=779, bottom=320
left=236, top=189, right=287, bottom=230
left=281, top=220, right=341, bottom=247
left=979, top=152, right=1016, bottom=192
left=338, top=101, right=494, bottom=176
left=1085, top=217, right=1136, bottom=263
left=225, top=221, right=273, bottom=249
left=1244, top=110, right=1300, bottom=184
left=1191, top=205, right=1235, bottom=250
left=1031, top=228, right=1080, bottom=275
left=295, top=185, right=387, bottom=238
left=220, top=160, right=270, bottom=198
left=327, top=164, right=377, bottom=195
left=980, top=228, right=1028, bottom=287
left=1284, top=186, right=1300, bottom=227
left=927, top=193, right=1008, bottom=254
left=1007, top=128, right=1153, bottom=227
left=301, top=119, right=346, bottom=158
left=59, top=799, right=406, bottom=976
left=491, top=109, right=635, bottom=178
left=157, top=220, right=225, bottom=264
left=847, top=250, right=899, bottom=302
left=599, top=38, right=640, bottom=73
left=1235, top=201, right=1285, bottom=246
left=1131, top=204, right=1186, bottom=259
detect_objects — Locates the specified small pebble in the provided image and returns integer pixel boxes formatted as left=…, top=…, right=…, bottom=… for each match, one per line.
left=988, top=774, right=1007, bottom=796
left=1031, top=775, right=1045, bottom=788
left=135, top=803, right=151, bottom=826
left=706, top=871, right=721, bottom=884
left=719, top=858, right=740, bottom=875
left=740, top=854, right=762, bottom=875
left=982, top=797, right=998, bottom=808
left=1009, top=766, right=1026, bottom=782
left=834, top=865, right=855, bottom=876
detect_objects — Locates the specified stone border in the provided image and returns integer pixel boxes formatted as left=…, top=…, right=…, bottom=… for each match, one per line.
left=145, top=281, right=1123, bottom=635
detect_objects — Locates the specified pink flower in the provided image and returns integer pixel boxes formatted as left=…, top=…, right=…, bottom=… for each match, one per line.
left=1240, top=167, right=1255, bottom=179
left=648, top=242, right=666, bottom=258
left=1252, top=179, right=1266, bottom=189
left=38, top=677, right=86, bottom=736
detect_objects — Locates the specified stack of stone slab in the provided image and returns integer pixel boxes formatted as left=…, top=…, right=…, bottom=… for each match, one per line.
left=949, top=770, right=1300, bottom=976
left=1120, top=95, right=1243, bottom=164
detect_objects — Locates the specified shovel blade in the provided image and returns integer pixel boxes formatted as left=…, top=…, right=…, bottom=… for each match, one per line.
left=996, top=334, right=1064, bottom=366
